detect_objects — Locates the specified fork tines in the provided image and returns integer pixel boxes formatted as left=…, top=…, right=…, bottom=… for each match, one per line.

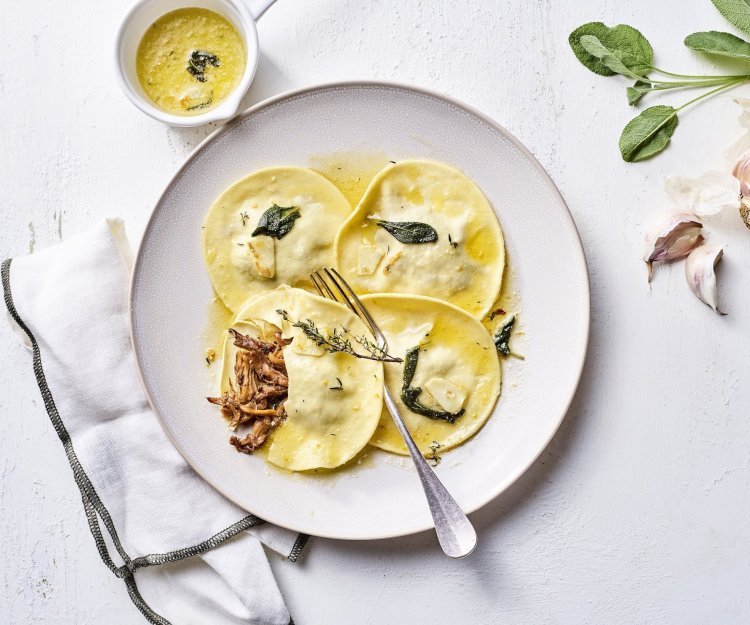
left=310, top=268, right=379, bottom=338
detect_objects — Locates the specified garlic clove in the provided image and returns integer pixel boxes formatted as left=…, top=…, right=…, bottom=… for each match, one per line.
left=730, top=150, right=750, bottom=229
left=643, top=212, right=704, bottom=281
left=664, top=171, right=739, bottom=216
left=685, top=244, right=726, bottom=315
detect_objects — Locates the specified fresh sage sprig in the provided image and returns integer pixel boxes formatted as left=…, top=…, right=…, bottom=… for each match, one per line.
left=570, top=1, right=750, bottom=162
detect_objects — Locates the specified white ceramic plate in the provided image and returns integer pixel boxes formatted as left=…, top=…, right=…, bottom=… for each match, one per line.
left=131, top=81, right=590, bottom=540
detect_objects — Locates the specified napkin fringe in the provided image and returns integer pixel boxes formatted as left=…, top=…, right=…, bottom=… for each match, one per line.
left=3, top=258, right=290, bottom=625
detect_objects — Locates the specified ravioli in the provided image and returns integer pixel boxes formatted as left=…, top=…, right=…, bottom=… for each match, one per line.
left=203, top=167, right=352, bottom=312
left=334, top=160, right=505, bottom=319
left=220, top=286, right=384, bottom=471
left=361, top=294, right=501, bottom=455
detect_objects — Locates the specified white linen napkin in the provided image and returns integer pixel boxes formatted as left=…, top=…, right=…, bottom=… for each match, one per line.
left=2, top=219, right=308, bottom=625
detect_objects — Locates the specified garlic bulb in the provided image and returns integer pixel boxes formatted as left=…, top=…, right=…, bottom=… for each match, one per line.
left=643, top=212, right=704, bottom=281
left=731, top=151, right=750, bottom=229
left=685, top=245, right=726, bottom=314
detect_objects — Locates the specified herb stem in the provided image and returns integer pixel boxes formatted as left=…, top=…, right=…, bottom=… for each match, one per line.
left=676, top=77, right=749, bottom=112
left=635, top=78, right=750, bottom=157
left=651, top=66, right=750, bottom=80
left=623, top=80, right=743, bottom=159
left=647, top=76, right=745, bottom=89
left=277, top=310, right=403, bottom=363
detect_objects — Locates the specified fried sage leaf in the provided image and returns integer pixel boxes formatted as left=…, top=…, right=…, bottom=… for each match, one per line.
left=400, top=346, right=464, bottom=424
left=493, top=315, right=525, bottom=360
left=187, top=50, right=220, bottom=82
left=619, top=105, right=679, bottom=162
left=251, top=205, right=301, bottom=239
left=373, top=219, right=438, bottom=244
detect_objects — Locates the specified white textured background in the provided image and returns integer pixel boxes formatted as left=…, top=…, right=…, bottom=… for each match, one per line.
left=3, top=0, right=750, bottom=623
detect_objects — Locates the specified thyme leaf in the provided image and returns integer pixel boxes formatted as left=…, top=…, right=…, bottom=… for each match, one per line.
left=400, top=346, right=464, bottom=424
left=276, top=310, right=402, bottom=363
left=187, top=50, right=220, bottom=82
left=329, top=377, right=344, bottom=391
left=369, top=218, right=438, bottom=244
left=252, top=205, right=301, bottom=239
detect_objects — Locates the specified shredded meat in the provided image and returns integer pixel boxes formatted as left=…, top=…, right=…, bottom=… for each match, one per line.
left=207, top=329, right=290, bottom=453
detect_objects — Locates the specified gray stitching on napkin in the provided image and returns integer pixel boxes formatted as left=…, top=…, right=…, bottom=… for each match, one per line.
left=131, top=516, right=266, bottom=569
left=288, top=533, right=310, bottom=563
left=2, top=257, right=292, bottom=625
left=2, top=258, right=132, bottom=570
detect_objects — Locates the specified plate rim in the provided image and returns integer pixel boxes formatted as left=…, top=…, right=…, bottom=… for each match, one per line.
left=130, top=79, right=591, bottom=540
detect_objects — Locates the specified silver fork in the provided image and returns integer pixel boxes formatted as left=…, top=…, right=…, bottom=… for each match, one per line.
left=310, top=268, right=477, bottom=558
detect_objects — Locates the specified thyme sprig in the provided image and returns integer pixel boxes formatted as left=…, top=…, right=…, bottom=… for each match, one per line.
left=277, top=310, right=402, bottom=363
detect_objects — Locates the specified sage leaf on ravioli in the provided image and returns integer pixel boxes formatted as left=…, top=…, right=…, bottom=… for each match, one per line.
left=361, top=293, right=501, bottom=456
left=203, top=167, right=352, bottom=312
left=334, top=160, right=505, bottom=319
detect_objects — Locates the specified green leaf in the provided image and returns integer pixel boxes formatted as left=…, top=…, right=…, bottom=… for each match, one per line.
left=400, top=347, right=464, bottom=424
left=579, top=35, right=639, bottom=76
left=569, top=22, right=654, bottom=77
left=187, top=50, right=220, bottom=82
left=710, top=0, right=750, bottom=36
left=619, top=105, right=679, bottom=162
left=684, top=30, right=750, bottom=60
left=627, top=80, right=652, bottom=105
left=569, top=22, right=617, bottom=75
left=251, top=204, right=301, bottom=239
left=493, top=316, right=517, bottom=357
left=373, top=219, right=438, bottom=244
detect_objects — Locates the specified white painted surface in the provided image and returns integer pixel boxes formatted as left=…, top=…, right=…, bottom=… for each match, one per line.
left=2, top=0, right=749, bottom=623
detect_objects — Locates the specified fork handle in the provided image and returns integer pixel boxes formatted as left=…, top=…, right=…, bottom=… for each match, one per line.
left=383, top=388, right=477, bottom=557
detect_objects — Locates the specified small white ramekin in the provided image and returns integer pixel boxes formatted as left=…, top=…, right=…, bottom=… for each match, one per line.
left=114, top=0, right=275, bottom=127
